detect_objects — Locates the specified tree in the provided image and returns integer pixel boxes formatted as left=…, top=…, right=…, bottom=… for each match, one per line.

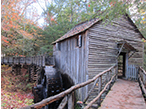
left=38, top=0, right=146, bottom=67
left=1, top=0, right=146, bottom=58
left=1, top=0, right=43, bottom=56
left=39, top=0, right=146, bottom=38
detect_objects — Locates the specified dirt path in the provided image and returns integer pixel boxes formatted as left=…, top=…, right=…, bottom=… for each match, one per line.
left=99, top=79, right=146, bottom=109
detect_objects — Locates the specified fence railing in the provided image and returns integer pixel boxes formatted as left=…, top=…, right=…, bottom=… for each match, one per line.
left=22, top=64, right=117, bottom=109
left=138, top=67, right=146, bottom=97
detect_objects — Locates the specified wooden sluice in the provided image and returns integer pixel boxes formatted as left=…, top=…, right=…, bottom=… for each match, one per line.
left=1, top=56, right=54, bottom=75
left=1, top=56, right=55, bottom=66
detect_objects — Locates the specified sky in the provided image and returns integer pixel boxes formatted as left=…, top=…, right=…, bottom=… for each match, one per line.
left=25, top=0, right=52, bottom=27
left=32, top=0, right=46, bottom=27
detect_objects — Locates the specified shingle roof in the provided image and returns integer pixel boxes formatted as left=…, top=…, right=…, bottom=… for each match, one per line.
left=52, top=18, right=100, bottom=44
left=51, top=14, right=145, bottom=45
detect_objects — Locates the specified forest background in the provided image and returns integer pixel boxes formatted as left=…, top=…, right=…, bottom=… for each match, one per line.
left=1, top=0, right=146, bottom=68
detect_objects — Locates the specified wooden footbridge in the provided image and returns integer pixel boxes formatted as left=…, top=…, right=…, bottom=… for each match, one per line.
left=99, top=79, right=146, bottom=109
left=1, top=56, right=146, bottom=109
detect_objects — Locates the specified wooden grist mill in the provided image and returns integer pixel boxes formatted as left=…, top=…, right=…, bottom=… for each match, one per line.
left=1, top=14, right=146, bottom=109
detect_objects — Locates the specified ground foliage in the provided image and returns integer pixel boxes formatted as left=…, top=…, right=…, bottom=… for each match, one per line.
left=1, top=65, right=35, bottom=108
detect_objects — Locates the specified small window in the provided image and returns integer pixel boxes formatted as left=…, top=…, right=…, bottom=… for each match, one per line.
left=56, top=43, right=61, bottom=51
left=76, top=35, right=82, bottom=48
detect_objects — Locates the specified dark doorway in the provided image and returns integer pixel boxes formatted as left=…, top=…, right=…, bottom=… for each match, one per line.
left=118, top=52, right=126, bottom=78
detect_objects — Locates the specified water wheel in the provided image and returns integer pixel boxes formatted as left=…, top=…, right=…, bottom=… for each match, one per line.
left=33, top=66, right=63, bottom=109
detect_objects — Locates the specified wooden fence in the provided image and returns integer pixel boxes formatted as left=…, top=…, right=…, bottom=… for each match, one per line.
left=21, top=64, right=117, bottom=109
left=138, top=67, right=146, bottom=97
left=126, top=64, right=138, bottom=81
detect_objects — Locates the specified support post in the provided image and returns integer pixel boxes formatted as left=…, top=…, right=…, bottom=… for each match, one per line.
left=57, top=96, right=67, bottom=109
left=15, top=64, right=21, bottom=75
left=125, top=53, right=129, bottom=79
left=106, top=71, right=108, bottom=83
left=28, top=65, right=31, bottom=82
left=68, top=92, right=74, bottom=109
left=117, top=42, right=125, bottom=58
left=43, top=55, right=45, bottom=66
left=98, top=76, right=102, bottom=106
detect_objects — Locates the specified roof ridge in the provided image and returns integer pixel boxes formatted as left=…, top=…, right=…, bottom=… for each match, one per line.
left=52, top=18, right=100, bottom=44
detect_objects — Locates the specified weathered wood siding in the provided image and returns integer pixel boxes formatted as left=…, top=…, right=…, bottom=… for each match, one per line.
left=53, top=31, right=89, bottom=101
left=88, top=15, right=144, bottom=78
left=87, top=15, right=144, bottom=101
left=52, top=15, right=144, bottom=102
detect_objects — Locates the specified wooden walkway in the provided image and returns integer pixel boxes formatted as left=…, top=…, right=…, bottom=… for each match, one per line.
left=99, top=79, right=146, bottom=109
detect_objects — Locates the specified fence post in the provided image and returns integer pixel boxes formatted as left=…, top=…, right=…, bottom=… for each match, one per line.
left=106, top=71, right=108, bottom=83
left=114, top=67, right=116, bottom=81
left=43, top=55, right=45, bottom=66
left=116, top=66, right=118, bottom=80
left=28, top=65, right=31, bottom=82
left=68, top=92, right=74, bottom=109
left=98, top=76, right=102, bottom=106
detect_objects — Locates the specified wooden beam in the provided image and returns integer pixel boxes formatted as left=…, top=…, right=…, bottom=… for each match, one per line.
left=139, top=67, right=146, bottom=75
left=57, top=96, right=67, bottom=109
left=117, top=42, right=125, bottom=58
left=128, top=51, right=136, bottom=59
left=138, top=74, right=146, bottom=96
left=98, top=76, right=102, bottom=106
left=68, top=92, right=74, bottom=109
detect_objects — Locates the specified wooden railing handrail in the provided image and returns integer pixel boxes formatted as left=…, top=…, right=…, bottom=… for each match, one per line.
left=139, top=67, right=146, bottom=75
left=138, top=66, right=146, bottom=98
left=22, top=64, right=117, bottom=109
left=84, top=73, right=117, bottom=109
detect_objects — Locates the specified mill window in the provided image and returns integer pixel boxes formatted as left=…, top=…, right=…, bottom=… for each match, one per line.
left=76, top=35, right=82, bottom=48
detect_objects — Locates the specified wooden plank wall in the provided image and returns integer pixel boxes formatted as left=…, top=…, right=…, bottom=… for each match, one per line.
left=115, top=16, right=144, bottom=67
left=87, top=15, right=144, bottom=101
left=53, top=31, right=89, bottom=101
left=52, top=15, right=144, bottom=102
left=88, top=15, right=144, bottom=76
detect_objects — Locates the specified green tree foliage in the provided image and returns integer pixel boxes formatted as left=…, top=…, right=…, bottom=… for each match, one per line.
left=40, top=0, right=146, bottom=37
left=38, top=0, right=145, bottom=68
left=1, top=0, right=43, bottom=56
left=2, top=0, right=146, bottom=59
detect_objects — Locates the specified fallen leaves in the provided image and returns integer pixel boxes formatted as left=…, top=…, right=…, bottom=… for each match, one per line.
left=1, top=65, right=35, bottom=108
left=1, top=90, right=34, bottom=108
